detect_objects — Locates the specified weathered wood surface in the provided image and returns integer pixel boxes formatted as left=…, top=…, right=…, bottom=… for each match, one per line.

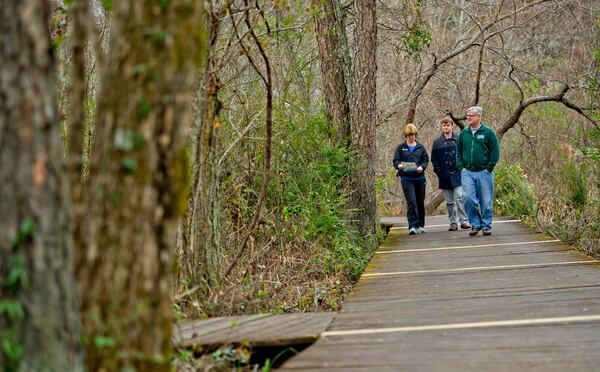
left=173, top=312, right=336, bottom=349
left=279, top=215, right=600, bottom=370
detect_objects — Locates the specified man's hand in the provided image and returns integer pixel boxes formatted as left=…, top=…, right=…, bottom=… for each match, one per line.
left=398, top=164, right=404, bottom=170
left=416, top=166, right=423, bottom=173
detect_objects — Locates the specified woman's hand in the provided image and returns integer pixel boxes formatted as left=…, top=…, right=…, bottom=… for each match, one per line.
left=416, top=166, right=423, bottom=173
left=398, top=164, right=404, bottom=170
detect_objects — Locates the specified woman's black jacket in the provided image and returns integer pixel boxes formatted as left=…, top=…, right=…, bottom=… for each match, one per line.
left=393, top=142, right=429, bottom=180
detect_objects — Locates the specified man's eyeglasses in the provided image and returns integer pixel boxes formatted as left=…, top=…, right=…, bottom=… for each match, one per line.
left=466, top=114, right=476, bottom=118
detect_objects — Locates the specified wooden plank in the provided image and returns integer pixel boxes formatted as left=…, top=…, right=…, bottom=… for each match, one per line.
left=174, top=312, right=335, bottom=349
left=279, top=323, right=600, bottom=370
left=173, top=314, right=271, bottom=343
left=362, top=261, right=597, bottom=278
left=279, top=216, right=600, bottom=370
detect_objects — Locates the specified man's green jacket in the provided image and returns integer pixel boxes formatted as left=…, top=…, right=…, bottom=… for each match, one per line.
left=456, top=123, right=500, bottom=172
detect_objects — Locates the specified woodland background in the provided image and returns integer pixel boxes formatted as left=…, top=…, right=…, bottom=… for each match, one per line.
left=1, top=0, right=599, bottom=370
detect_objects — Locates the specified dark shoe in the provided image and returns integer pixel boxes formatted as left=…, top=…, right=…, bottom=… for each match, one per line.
left=448, top=224, right=458, bottom=231
left=461, top=222, right=471, bottom=229
left=482, top=227, right=492, bottom=236
left=469, top=227, right=481, bottom=236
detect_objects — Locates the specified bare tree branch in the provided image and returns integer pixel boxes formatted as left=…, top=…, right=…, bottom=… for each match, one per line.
left=224, top=0, right=273, bottom=278
left=381, top=0, right=552, bottom=125
left=497, top=84, right=599, bottom=140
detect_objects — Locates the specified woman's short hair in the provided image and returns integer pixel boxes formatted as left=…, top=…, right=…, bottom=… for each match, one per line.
left=403, top=123, right=418, bottom=137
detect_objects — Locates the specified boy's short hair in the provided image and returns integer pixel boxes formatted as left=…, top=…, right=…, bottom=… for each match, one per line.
left=439, top=116, right=455, bottom=125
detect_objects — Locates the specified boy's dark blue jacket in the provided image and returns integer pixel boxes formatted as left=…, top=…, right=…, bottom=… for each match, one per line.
left=431, top=132, right=461, bottom=189
left=393, top=141, right=429, bottom=180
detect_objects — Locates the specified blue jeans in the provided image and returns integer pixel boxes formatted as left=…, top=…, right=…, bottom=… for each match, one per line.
left=461, top=170, right=494, bottom=229
left=401, top=179, right=426, bottom=229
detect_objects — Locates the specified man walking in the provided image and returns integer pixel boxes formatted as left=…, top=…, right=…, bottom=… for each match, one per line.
left=456, top=106, right=500, bottom=236
left=431, top=117, right=470, bottom=231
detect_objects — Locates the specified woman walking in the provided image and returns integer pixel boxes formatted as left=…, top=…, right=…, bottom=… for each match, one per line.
left=393, top=123, right=429, bottom=235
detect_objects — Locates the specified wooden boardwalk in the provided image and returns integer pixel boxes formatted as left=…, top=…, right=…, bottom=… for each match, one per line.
left=279, top=216, right=600, bottom=370
left=174, top=312, right=335, bottom=350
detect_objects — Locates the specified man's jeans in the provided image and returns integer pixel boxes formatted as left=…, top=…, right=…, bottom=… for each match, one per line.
left=401, top=179, right=426, bottom=229
left=443, top=186, right=468, bottom=226
left=461, top=170, right=494, bottom=229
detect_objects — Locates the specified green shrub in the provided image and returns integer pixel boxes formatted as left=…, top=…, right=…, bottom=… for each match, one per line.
left=271, top=110, right=375, bottom=279
left=494, top=162, right=537, bottom=219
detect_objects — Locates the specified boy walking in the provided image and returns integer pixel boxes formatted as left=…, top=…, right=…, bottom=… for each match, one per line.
left=431, top=117, right=470, bottom=231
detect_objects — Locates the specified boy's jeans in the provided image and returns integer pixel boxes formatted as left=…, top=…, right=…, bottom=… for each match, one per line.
left=443, top=186, right=468, bottom=226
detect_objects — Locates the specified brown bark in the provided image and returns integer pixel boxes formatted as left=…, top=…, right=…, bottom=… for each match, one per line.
left=74, top=1, right=206, bottom=370
left=312, top=0, right=352, bottom=144
left=179, top=4, right=222, bottom=296
left=350, top=0, right=378, bottom=239
left=0, top=1, right=83, bottom=370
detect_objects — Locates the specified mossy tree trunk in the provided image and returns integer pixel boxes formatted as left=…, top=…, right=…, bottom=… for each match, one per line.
left=0, top=1, right=84, bottom=370
left=74, top=1, right=206, bottom=370
left=179, top=5, right=221, bottom=300
left=311, top=0, right=352, bottom=144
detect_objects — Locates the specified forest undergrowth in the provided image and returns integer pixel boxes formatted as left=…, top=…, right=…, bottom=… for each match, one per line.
left=174, top=110, right=380, bottom=319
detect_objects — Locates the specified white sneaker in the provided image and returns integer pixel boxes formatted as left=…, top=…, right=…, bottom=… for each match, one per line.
left=408, top=228, right=417, bottom=235
left=417, top=227, right=426, bottom=233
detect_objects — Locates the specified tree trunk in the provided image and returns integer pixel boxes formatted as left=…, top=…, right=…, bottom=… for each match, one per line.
left=74, top=1, right=206, bottom=370
left=350, top=0, right=378, bottom=239
left=0, top=1, right=84, bottom=370
left=312, top=0, right=352, bottom=144
left=179, top=7, right=221, bottom=297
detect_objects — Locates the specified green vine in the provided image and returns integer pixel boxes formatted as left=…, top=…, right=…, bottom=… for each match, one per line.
left=1, top=218, right=34, bottom=371
left=400, top=1, right=432, bottom=56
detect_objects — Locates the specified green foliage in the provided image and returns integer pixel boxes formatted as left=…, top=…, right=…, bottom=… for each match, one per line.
left=564, top=162, right=588, bottom=207
left=207, top=345, right=251, bottom=369
left=399, top=2, right=431, bottom=55
left=581, top=130, right=600, bottom=160
left=262, top=347, right=298, bottom=372
left=136, top=98, right=151, bottom=120
left=94, top=335, right=117, bottom=348
left=143, top=27, right=167, bottom=46
left=1, top=219, right=32, bottom=371
left=101, top=0, right=113, bottom=12
left=271, top=111, right=374, bottom=279
left=121, top=157, right=138, bottom=175
left=401, top=26, right=432, bottom=55
left=494, top=163, right=537, bottom=219
left=11, top=218, right=36, bottom=251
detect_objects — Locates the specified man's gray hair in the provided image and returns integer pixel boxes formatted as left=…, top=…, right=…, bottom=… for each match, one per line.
left=467, top=106, right=483, bottom=117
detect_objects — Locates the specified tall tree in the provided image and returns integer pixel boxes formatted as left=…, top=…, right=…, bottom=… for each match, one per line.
left=179, top=0, right=222, bottom=298
left=350, top=0, right=378, bottom=239
left=73, top=1, right=206, bottom=369
left=311, top=0, right=352, bottom=144
left=0, top=1, right=83, bottom=370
